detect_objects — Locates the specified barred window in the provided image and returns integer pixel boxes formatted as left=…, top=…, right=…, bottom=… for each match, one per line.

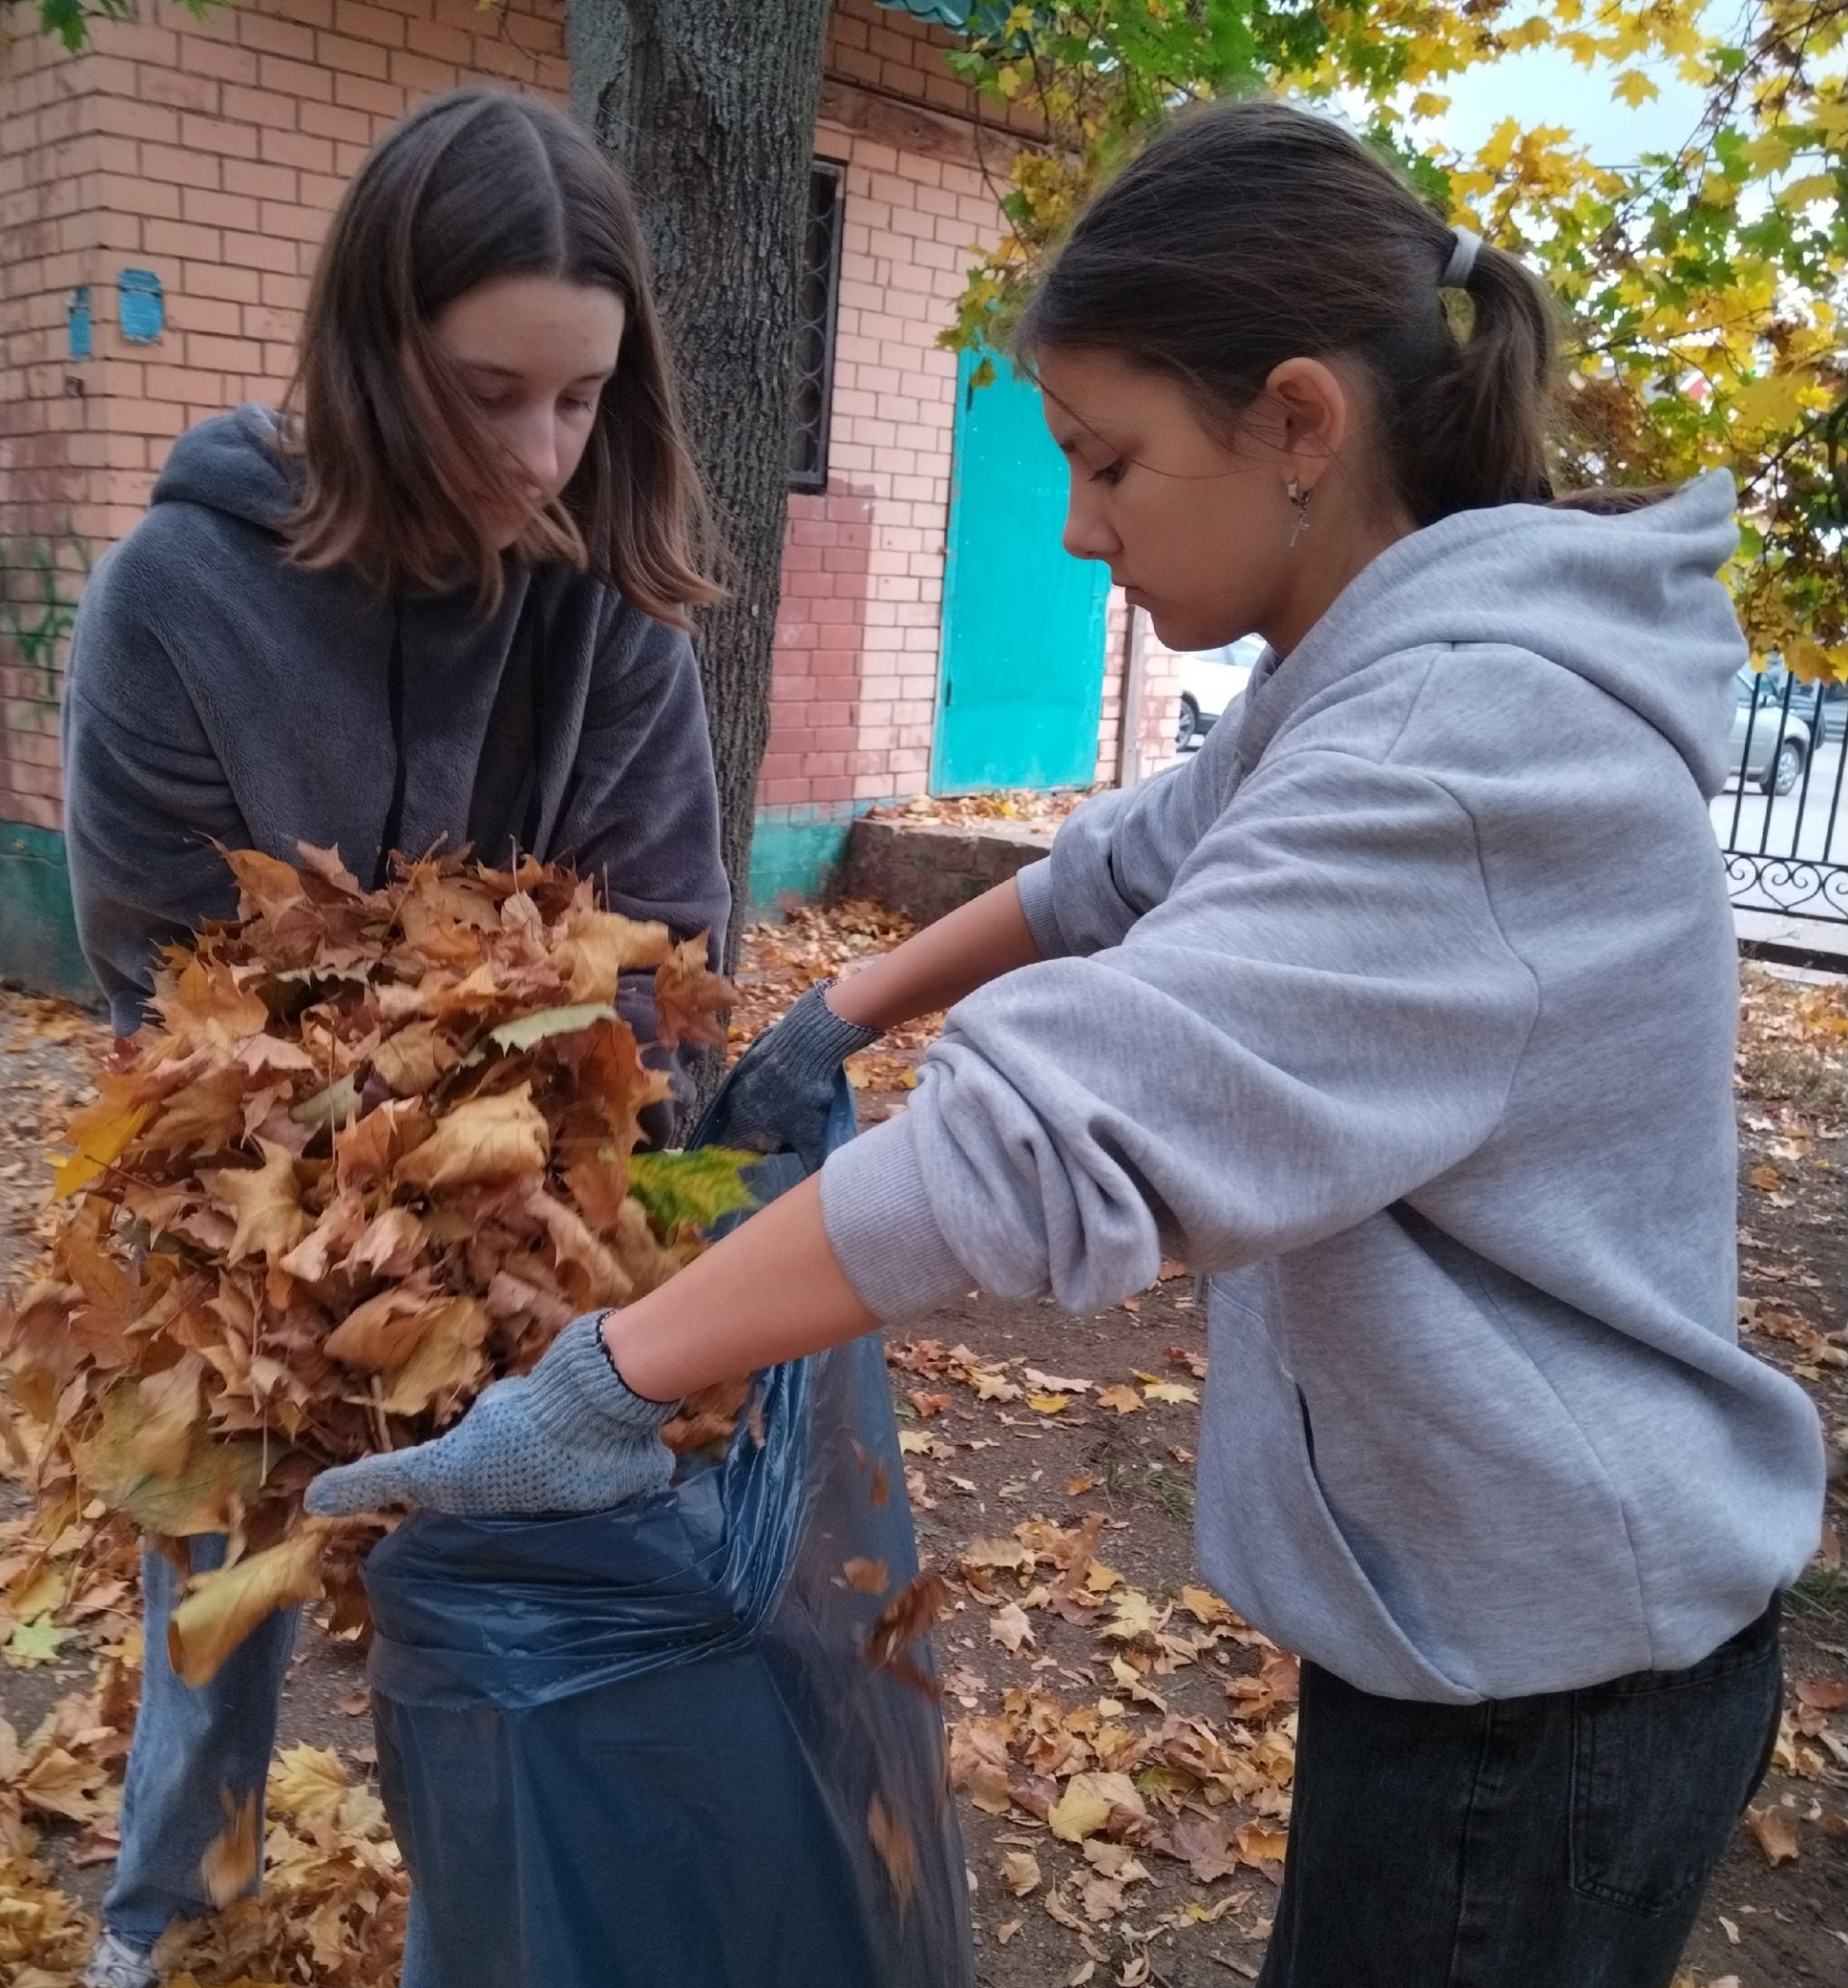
left=789, top=161, right=844, bottom=493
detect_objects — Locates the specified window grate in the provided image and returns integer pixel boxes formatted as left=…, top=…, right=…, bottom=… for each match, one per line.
left=789, top=160, right=844, bottom=494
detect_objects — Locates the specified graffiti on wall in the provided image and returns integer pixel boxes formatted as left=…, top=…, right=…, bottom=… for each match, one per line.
left=0, top=530, right=90, bottom=698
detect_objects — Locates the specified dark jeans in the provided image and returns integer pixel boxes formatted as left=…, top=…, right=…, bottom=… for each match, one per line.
left=1259, top=1600, right=1783, bottom=1988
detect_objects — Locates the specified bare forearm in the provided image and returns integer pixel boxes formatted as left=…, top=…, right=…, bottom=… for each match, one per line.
left=603, top=1175, right=876, bottom=1401
left=825, top=875, right=1041, bottom=1032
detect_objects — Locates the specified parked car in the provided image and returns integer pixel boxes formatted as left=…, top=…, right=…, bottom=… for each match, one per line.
left=1731, top=668, right=1812, bottom=796
left=1766, top=662, right=1848, bottom=744
left=1176, top=637, right=1265, bottom=750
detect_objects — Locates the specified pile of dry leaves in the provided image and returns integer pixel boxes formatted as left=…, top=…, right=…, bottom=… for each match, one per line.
left=863, top=789, right=1097, bottom=835
left=0, top=845, right=745, bottom=1691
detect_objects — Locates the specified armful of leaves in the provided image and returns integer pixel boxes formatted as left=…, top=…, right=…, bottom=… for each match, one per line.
left=0, top=844, right=749, bottom=1683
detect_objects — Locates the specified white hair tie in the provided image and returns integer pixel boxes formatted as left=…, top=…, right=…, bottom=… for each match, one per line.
left=1441, top=225, right=1481, bottom=289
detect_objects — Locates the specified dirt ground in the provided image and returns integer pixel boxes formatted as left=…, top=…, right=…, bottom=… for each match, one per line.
left=2, top=931, right=1845, bottom=1987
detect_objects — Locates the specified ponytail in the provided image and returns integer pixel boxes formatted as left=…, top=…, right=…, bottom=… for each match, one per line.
left=1018, top=100, right=1573, bottom=529
left=1387, top=234, right=1558, bottom=525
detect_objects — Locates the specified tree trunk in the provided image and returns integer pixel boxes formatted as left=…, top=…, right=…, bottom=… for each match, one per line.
left=570, top=0, right=834, bottom=976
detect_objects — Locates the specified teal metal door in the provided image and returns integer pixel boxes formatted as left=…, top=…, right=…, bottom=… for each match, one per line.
left=934, top=349, right=1112, bottom=793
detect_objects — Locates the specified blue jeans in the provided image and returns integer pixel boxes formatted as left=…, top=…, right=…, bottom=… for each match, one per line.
left=102, top=1536, right=299, bottom=1951
left=1259, top=1599, right=1783, bottom=1987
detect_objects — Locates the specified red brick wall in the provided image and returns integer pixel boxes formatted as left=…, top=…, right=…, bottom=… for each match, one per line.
left=0, top=0, right=568, bottom=835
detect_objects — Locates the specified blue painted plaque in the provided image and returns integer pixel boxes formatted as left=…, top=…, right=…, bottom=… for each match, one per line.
left=117, top=269, right=165, bottom=345
left=67, top=287, right=92, bottom=361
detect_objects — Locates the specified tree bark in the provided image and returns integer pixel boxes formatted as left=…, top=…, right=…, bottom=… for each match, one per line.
left=571, top=0, right=835, bottom=976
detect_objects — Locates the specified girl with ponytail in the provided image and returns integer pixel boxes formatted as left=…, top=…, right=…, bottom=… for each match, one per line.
left=310, top=101, right=1824, bottom=1985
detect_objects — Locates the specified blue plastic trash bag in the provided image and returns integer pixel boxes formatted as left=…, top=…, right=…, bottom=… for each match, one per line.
left=363, top=1073, right=973, bottom=1988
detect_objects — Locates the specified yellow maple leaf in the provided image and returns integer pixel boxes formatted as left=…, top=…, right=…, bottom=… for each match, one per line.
left=375, top=1297, right=490, bottom=1417
left=1103, top=1589, right=1167, bottom=1640
left=1049, top=1770, right=1145, bottom=1844
left=50, top=1097, right=149, bottom=1201
left=394, top=1084, right=550, bottom=1191
left=202, top=1142, right=311, bottom=1265
left=1612, top=69, right=1660, bottom=109
left=1743, top=131, right=1794, bottom=175
left=1028, top=1392, right=1071, bottom=1414
left=270, top=1743, right=349, bottom=1824
left=1731, top=371, right=1809, bottom=434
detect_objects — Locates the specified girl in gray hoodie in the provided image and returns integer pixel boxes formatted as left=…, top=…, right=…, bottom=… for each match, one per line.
left=311, top=102, right=1827, bottom=1986
left=68, top=90, right=728, bottom=1988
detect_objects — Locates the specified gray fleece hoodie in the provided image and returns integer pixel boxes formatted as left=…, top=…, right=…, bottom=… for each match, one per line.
left=822, top=472, right=1824, bottom=1703
left=64, top=406, right=728, bottom=1064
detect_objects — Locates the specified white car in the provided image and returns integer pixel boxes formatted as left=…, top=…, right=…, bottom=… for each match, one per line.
left=1176, top=637, right=1265, bottom=750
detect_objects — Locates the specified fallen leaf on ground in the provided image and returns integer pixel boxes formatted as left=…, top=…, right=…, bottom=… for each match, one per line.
left=1001, top=1849, right=1040, bottom=1896
left=1235, top=1820, right=1290, bottom=1873
left=990, top=1603, right=1036, bottom=1654
left=269, top=1743, right=348, bottom=1824
left=1746, top=1804, right=1800, bottom=1866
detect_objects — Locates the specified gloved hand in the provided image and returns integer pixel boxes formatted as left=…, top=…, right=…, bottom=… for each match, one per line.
left=708, top=981, right=881, bottom=1174
left=303, top=1311, right=680, bottom=1519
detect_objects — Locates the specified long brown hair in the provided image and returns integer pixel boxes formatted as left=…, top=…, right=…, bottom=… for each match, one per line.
left=1017, top=99, right=1565, bottom=529
left=284, top=88, right=717, bottom=623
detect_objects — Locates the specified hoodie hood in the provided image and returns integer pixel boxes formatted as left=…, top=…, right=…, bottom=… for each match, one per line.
left=150, top=403, right=298, bottom=534
left=1242, top=471, right=1747, bottom=798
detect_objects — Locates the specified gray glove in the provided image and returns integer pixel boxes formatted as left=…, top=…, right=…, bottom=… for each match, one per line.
left=709, top=981, right=880, bottom=1173
left=302, top=1312, right=679, bottom=1519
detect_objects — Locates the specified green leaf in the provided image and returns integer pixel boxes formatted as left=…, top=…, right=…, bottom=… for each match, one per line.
left=5, top=1615, right=66, bottom=1667
left=291, top=1074, right=361, bottom=1129
left=485, top=1003, right=618, bottom=1055
left=626, top=1149, right=759, bottom=1231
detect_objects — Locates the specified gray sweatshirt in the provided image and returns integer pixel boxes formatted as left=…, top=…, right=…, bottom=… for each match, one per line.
left=63, top=406, right=728, bottom=1067
left=822, top=472, right=1824, bottom=1703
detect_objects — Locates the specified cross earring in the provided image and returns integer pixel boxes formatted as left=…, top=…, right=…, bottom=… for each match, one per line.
left=1287, top=478, right=1312, bottom=549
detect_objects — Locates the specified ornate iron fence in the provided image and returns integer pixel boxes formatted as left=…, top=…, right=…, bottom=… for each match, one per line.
left=1718, top=667, right=1848, bottom=924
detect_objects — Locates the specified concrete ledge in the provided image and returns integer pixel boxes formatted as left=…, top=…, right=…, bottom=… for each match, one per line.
left=1733, top=907, right=1848, bottom=975
left=747, top=808, right=864, bottom=915
left=835, top=815, right=1051, bottom=925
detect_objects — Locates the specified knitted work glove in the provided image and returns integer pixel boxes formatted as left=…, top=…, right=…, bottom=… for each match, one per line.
left=708, top=981, right=881, bottom=1174
left=302, top=1312, right=679, bottom=1519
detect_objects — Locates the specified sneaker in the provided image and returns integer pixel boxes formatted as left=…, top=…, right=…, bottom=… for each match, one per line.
left=80, top=1930, right=161, bottom=1988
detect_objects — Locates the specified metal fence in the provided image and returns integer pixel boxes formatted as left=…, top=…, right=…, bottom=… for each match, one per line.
left=1718, top=668, right=1848, bottom=925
